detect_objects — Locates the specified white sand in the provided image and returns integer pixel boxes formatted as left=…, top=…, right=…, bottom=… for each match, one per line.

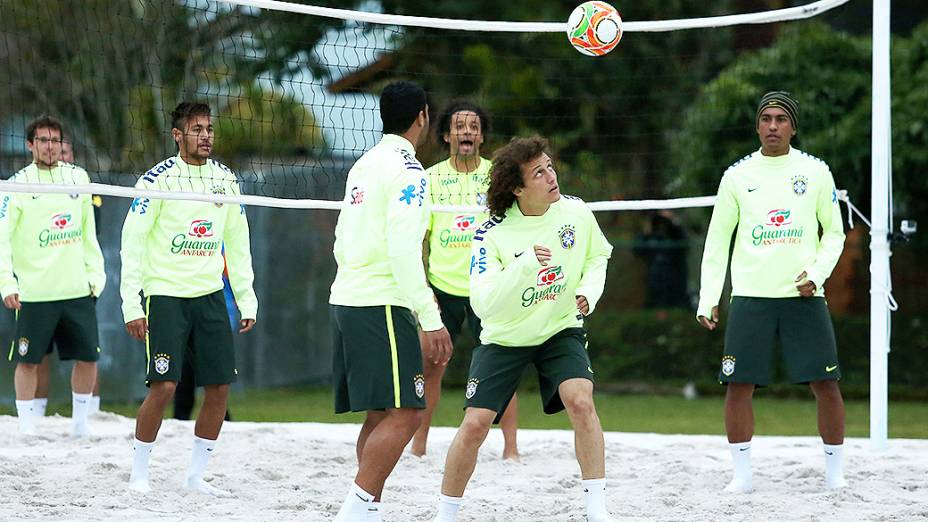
left=1, top=413, right=926, bottom=521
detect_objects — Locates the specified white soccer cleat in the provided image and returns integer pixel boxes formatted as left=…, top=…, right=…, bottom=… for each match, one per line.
left=723, top=477, right=753, bottom=493
left=185, top=477, right=232, bottom=497
left=128, top=478, right=151, bottom=494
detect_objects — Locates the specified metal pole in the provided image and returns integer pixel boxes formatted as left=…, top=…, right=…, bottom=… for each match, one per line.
left=869, top=0, right=892, bottom=450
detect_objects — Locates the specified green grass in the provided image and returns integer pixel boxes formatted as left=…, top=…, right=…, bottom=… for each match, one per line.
left=8, top=387, right=927, bottom=439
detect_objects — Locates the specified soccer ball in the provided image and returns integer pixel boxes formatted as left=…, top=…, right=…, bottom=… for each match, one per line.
left=567, top=1, right=623, bottom=56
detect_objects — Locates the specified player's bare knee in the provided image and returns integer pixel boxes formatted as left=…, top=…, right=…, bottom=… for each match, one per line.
left=809, top=379, right=842, bottom=399
left=149, top=381, right=177, bottom=402
left=203, top=384, right=230, bottom=401
left=458, top=415, right=492, bottom=445
left=563, top=394, right=596, bottom=419
left=16, top=362, right=39, bottom=373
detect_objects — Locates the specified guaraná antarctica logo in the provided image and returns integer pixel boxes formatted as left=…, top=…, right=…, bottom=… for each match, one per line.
left=414, top=374, right=425, bottom=399
left=171, top=219, right=220, bottom=256
left=39, top=212, right=81, bottom=248
left=751, top=208, right=804, bottom=247
left=522, top=266, right=568, bottom=308
left=440, top=215, right=478, bottom=249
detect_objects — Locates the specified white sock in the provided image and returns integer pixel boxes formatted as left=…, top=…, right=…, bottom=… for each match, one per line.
left=129, top=439, right=154, bottom=492
left=184, top=436, right=231, bottom=497
left=15, top=400, right=36, bottom=434
left=582, top=478, right=609, bottom=521
left=90, top=395, right=101, bottom=415
left=824, top=443, right=847, bottom=489
left=434, top=494, right=462, bottom=522
left=186, top=436, right=217, bottom=483
left=725, top=441, right=753, bottom=493
left=34, top=397, right=48, bottom=417
left=70, top=392, right=92, bottom=437
left=334, top=482, right=375, bottom=522
left=367, top=501, right=382, bottom=521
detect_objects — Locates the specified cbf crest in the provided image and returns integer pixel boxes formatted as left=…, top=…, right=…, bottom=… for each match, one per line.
left=153, top=353, right=171, bottom=375
left=17, top=337, right=29, bottom=357
left=414, top=374, right=425, bottom=399
left=721, top=355, right=736, bottom=377
left=558, top=224, right=577, bottom=249
left=791, top=175, right=808, bottom=196
left=465, top=378, right=480, bottom=399
left=211, top=186, right=226, bottom=208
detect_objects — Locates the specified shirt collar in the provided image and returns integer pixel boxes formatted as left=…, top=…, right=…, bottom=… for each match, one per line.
left=380, top=133, right=416, bottom=154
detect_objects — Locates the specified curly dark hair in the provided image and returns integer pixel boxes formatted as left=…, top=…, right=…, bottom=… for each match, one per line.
left=435, top=99, right=489, bottom=150
left=26, top=115, right=64, bottom=142
left=486, top=136, right=549, bottom=218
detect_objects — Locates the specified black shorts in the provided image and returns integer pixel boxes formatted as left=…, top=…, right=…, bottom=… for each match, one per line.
left=145, top=291, right=237, bottom=386
left=433, top=285, right=481, bottom=342
left=465, top=328, right=593, bottom=423
left=9, top=296, right=99, bottom=364
left=721, top=297, right=840, bottom=385
left=331, top=304, right=426, bottom=413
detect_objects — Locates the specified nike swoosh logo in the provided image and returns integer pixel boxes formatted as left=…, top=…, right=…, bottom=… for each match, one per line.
left=825, top=451, right=834, bottom=456
left=826, top=365, right=838, bottom=372
left=514, top=252, right=523, bottom=258
left=739, top=447, right=750, bottom=452
left=747, top=188, right=759, bottom=192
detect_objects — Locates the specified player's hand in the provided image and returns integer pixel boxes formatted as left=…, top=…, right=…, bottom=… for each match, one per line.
left=423, top=327, right=453, bottom=366
left=126, top=318, right=148, bottom=341
left=3, top=293, right=21, bottom=310
left=697, top=306, right=719, bottom=330
left=576, top=295, right=590, bottom=316
left=795, top=271, right=816, bottom=297
left=239, top=318, right=256, bottom=333
left=534, top=245, right=552, bottom=266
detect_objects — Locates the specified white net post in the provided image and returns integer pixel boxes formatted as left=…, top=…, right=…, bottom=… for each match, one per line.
left=869, top=0, right=892, bottom=451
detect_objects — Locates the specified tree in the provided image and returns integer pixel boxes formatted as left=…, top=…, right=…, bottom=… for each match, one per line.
left=668, top=20, right=928, bottom=228
left=0, top=0, right=334, bottom=172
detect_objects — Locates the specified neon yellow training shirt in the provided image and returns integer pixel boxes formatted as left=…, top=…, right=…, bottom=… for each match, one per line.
left=119, top=155, right=258, bottom=324
left=0, top=162, right=106, bottom=302
left=329, top=134, right=443, bottom=331
left=470, top=195, right=613, bottom=347
left=697, top=147, right=846, bottom=319
left=426, top=157, right=491, bottom=297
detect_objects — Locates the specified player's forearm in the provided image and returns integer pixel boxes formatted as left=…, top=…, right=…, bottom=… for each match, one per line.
left=226, top=254, right=258, bottom=320
left=388, top=250, right=442, bottom=330
left=576, top=254, right=609, bottom=314
left=807, top=229, right=846, bottom=288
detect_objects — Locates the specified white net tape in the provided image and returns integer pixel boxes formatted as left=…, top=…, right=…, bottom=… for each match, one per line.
left=0, top=181, right=856, bottom=215
left=220, top=0, right=849, bottom=32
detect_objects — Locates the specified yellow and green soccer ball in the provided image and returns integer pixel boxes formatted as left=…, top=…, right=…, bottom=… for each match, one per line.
left=567, top=1, right=623, bottom=56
